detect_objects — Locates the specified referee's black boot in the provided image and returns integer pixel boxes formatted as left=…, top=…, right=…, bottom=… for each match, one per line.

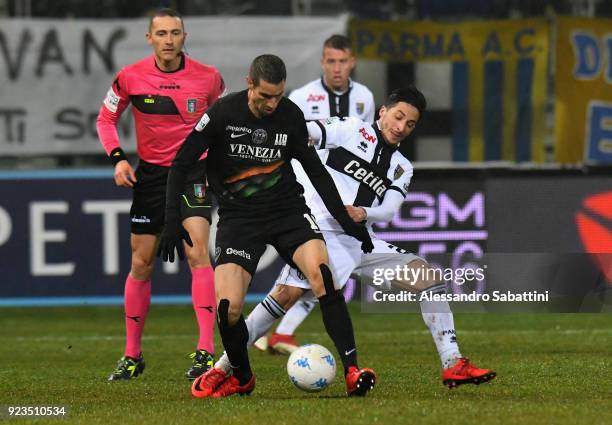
left=185, top=349, right=214, bottom=380
left=108, top=353, right=146, bottom=381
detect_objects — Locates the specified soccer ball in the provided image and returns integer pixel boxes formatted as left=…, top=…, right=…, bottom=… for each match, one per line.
left=287, top=344, right=336, bottom=392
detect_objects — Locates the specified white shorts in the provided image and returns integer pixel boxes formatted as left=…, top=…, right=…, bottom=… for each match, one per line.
left=275, top=230, right=423, bottom=292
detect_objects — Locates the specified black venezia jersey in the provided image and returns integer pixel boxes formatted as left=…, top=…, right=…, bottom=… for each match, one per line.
left=168, top=90, right=336, bottom=218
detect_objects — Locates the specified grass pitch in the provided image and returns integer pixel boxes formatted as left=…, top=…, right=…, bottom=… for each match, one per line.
left=1, top=304, right=611, bottom=425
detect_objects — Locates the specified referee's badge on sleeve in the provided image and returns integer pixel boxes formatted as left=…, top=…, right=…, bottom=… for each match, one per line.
left=103, top=88, right=120, bottom=113
left=195, top=113, right=210, bottom=132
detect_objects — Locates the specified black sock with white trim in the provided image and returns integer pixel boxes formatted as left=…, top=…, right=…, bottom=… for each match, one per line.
left=317, top=264, right=358, bottom=375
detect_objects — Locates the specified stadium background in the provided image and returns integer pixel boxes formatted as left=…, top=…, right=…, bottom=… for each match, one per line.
left=0, top=2, right=611, bottom=425
left=1, top=0, right=609, bottom=308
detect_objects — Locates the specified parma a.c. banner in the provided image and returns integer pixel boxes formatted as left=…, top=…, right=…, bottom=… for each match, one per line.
left=555, top=16, right=612, bottom=164
left=350, top=18, right=549, bottom=162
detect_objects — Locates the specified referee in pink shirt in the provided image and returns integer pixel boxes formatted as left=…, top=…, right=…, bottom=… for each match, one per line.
left=96, top=8, right=224, bottom=381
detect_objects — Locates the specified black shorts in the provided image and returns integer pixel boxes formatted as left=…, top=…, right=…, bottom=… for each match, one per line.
left=130, top=160, right=212, bottom=235
left=214, top=212, right=324, bottom=276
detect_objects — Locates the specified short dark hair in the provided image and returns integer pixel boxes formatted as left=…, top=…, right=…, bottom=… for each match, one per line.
left=249, top=54, right=286, bottom=86
left=323, top=34, right=352, bottom=52
left=384, top=86, right=427, bottom=117
left=148, top=8, right=184, bottom=32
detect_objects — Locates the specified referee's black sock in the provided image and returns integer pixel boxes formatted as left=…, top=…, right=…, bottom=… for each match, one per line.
left=217, top=300, right=252, bottom=385
left=317, top=264, right=358, bottom=375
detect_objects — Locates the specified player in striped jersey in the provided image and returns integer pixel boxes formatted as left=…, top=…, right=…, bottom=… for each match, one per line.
left=262, top=34, right=376, bottom=353
left=217, top=87, right=496, bottom=388
left=288, top=34, right=375, bottom=122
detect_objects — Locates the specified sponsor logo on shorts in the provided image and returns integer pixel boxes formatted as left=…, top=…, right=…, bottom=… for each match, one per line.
left=226, top=247, right=251, bottom=260
left=131, top=215, right=151, bottom=224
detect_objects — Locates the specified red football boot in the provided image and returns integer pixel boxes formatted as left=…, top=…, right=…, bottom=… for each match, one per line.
left=191, top=367, right=227, bottom=398
left=269, top=333, right=299, bottom=355
left=211, top=374, right=256, bottom=398
left=442, top=358, right=496, bottom=388
left=345, top=366, right=377, bottom=397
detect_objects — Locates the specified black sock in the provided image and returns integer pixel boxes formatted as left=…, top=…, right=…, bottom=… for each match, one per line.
left=317, top=265, right=358, bottom=375
left=217, top=301, right=252, bottom=385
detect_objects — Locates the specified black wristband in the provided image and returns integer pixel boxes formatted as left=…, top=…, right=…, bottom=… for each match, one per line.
left=109, top=147, right=128, bottom=166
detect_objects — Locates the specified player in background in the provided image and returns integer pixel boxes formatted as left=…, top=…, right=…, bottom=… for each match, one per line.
left=216, top=87, right=496, bottom=388
left=96, top=8, right=224, bottom=381
left=259, top=34, right=376, bottom=353
left=289, top=34, right=375, bottom=122
left=158, top=54, right=376, bottom=398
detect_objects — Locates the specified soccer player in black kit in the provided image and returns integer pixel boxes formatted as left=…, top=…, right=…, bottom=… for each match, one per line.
left=158, top=54, right=377, bottom=398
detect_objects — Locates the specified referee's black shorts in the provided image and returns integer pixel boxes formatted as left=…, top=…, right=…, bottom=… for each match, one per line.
left=130, top=160, right=212, bottom=235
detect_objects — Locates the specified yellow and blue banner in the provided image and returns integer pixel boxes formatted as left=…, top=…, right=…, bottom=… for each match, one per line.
left=350, top=18, right=549, bottom=162
left=555, top=16, right=612, bottom=163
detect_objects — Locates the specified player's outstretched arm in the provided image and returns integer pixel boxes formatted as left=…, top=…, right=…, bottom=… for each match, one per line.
left=361, top=190, right=406, bottom=223
left=158, top=129, right=210, bottom=262
left=295, top=145, right=373, bottom=253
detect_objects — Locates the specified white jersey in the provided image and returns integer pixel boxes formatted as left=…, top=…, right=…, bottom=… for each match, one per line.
left=289, top=78, right=375, bottom=123
left=295, top=116, right=413, bottom=232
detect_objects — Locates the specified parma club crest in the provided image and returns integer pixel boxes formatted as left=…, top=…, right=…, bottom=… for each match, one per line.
left=187, top=98, right=197, bottom=113
left=356, top=102, right=365, bottom=114
left=394, top=164, right=405, bottom=180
